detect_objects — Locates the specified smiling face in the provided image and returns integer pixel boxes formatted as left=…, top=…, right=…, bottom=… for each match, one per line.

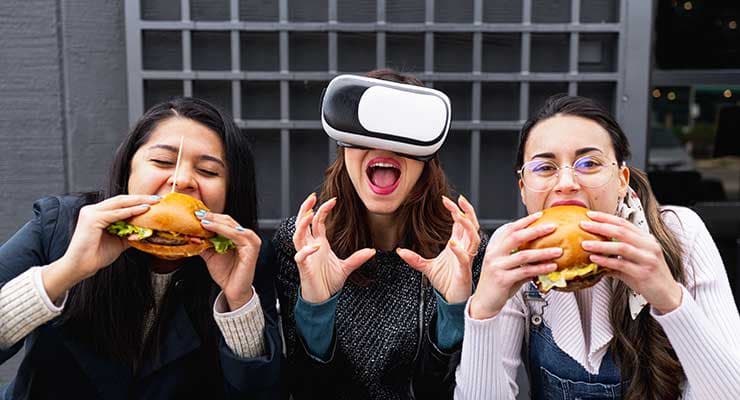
left=344, top=148, right=425, bottom=215
left=519, top=114, right=630, bottom=214
left=127, top=117, right=228, bottom=213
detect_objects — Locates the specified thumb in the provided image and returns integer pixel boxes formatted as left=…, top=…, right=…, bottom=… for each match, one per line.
left=342, top=248, right=376, bottom=274
left=396, top=248, right=431, bottom=274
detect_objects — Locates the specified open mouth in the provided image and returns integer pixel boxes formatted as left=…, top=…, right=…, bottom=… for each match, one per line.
left=366, top=158, right=402, bottom=195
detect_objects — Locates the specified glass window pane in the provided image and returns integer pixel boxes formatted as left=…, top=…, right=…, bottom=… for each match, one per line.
left=290, top=81, right=328, bottom=120
left=144, top=80, right=182, bottom=110
left=482, top=83, right=520, bottom=121
left=193, top=80, right=233, bottom=116
left=579, top=34, right=618, bottom=73
left=483, top=0, right=522, bottom=23
left=242, top=81, right=281, bottom=119
left=191, top=0, right=229, bottom=21
left=338, top=0, right=376, bottom=22
left=141, top=0, right=180, bottom=20
left=531, top=33, right=569, bottom=72
left=438, top=131, right=471, bottom=197
left=434, top=82, right=471, bottom=121
left=248, top=130, right=282, bottom=219
left=581, top=0, right=619, bottom=23
left=578, top=82, right=616, bottom=115
left=290, top=131, right=329, bottom=211
left=386, top=33, right=425, bottom=73
left=239, top=0, right=279, bottom=21
left=435, top=0, right=473, bottom=23
left=387, top=0, right=425, bottom=23
left=479, top=131, right=520, bottom=219
left=143, top=31, right=182, bottom=70
left=289, top=0, right=328, bottom=22
left=435, top=34, right=472, bottom=72
left=532, top=0, right=571, bottom=23
left=338, top=33, right=376, bottom=72
left=241, top=32, right=280, bottom=71
left=529, top=82, right=568, bottom=115
left=482, top=33, right=521, bottom=72
left=290, top=33, right=328, bottom=71
left=192, top=31, right=231, bottom=71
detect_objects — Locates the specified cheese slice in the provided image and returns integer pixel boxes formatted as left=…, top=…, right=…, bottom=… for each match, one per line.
left=537, top=263, right=599, bottom=292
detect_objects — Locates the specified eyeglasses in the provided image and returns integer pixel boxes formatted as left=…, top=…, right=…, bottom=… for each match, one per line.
left=335, top=141, right=435, bottom=162
left=517, top=155, right=621, bottom=192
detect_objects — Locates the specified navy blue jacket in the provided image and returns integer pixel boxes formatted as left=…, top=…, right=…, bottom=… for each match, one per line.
left=0, top=195, right=282, bottom=399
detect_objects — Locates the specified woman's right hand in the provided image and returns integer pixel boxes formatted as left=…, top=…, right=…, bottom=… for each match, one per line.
left=42, top=194, right=161, bottom=301
left=292, top=193, right=376, bottom=304
left=468, top=212, right=562, bottom=320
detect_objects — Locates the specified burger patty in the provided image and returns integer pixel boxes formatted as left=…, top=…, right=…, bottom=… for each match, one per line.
left=145, top=235, right=190, bottom=246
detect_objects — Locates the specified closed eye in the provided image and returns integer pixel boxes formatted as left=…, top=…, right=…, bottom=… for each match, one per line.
left=151, top=159, right=174, bottom=166
left=198, top=168, right=219, bottom=177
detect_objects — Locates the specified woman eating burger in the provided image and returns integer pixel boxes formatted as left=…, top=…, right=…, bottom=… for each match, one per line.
left=0, top=97, right=280, bottom=398
left=455, top=95, right=740, bottom=399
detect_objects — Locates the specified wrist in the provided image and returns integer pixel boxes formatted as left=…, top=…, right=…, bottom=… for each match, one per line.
left=468, top=295, right=500, bottom=320
left=225, top=286, right=254, bottom=312
left=652, top=282, right=683, bottom=315
left=43, top=258, right=84, bottom=302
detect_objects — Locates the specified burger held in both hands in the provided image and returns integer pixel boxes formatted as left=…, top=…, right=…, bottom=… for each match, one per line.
left=457, top=95, right=740, bottom=400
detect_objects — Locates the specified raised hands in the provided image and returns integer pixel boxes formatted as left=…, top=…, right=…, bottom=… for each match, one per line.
left=396, top=195, right=482, bottom=304
left=293, top=193, right=376, bottom=304
left=468, top=212, right=562, bottom=320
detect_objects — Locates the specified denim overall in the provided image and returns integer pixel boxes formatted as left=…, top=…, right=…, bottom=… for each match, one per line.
left=524, top=283, right=626, bottom=400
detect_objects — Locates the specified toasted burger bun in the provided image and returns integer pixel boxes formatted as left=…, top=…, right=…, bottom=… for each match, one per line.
left=128, top=192, right=213, bottom=238
left=129, top=239, right=213, bottom=261
left=520, top=205, right=608, bottom=292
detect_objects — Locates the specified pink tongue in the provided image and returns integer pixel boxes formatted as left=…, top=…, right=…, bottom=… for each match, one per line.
left=371, top=168, right=398, bottom=188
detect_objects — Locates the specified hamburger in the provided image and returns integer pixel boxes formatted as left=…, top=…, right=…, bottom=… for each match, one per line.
left=520, top=205, right=608, bottom=293
left=107, top=192, right=235, bottom=260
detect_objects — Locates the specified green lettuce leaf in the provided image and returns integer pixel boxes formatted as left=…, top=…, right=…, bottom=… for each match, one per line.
left=209, top=235, right=235, bottom=254
left=106, top=221, right=153, bottom=240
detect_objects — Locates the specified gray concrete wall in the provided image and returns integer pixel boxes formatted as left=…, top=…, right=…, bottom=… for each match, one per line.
left=0, top=0, right=128, bottom=243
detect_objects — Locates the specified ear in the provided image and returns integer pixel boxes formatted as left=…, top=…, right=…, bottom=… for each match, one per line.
left=518, top=178, right=527, bottom=207
left=617, top=165, right=630, bottom=199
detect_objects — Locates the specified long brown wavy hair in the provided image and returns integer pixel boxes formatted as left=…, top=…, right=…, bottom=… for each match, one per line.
left=516, top=94, right=688, bottom=399
left=318, top=69, right=453, bottom=275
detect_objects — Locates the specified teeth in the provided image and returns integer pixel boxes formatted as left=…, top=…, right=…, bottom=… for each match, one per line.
left=369, top=162, right=399, bottom=169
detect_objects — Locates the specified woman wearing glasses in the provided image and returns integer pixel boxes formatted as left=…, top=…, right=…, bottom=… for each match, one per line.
left=455, top=95, right=740, bottom=399
left=272, top=69, right=486, bottom=399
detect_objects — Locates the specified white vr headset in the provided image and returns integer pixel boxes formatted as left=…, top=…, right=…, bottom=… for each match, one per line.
left=321, top=75, right=451, bottom=161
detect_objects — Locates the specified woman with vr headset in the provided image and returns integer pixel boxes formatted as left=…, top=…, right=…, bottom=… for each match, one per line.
left=272, top=69, right=487, bottom=399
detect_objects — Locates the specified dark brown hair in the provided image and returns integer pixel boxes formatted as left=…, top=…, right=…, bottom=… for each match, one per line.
left=516, top=94, right=687, bottom=399
left=318, top=69, right=453, bottom=278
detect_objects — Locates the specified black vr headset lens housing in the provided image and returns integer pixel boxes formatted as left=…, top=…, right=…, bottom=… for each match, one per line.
left=321, top=75, right=451, bottom=161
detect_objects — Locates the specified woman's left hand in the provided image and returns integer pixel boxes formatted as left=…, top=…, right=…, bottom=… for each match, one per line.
left=198, top=211, right=262, bottom=311
left=397, top=195, right=481, bottom=304
left=580, top=210, right=683, bottom=314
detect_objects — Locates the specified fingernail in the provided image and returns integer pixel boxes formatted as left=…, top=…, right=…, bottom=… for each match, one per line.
left=459, top=194, right=468, bottom=203
left=235, top=225, right=246, bottom=232
left=582, top=241, right=594, bottom=249
left=201, top=219, right=211, bottom=225
left=543, top=223, right=557, bottom=230
left=533, top=211, right=543, bottom=218
left=586, top=211, right=598, bottom=217
left=140, top=204, right=150, bottom=208
left=150, top=195, right=162, bottom=200
left=195, top=209, right=207, bottom=218
left=581, top=220, right=594, bottom=227
left=551, top=247, right=563, bottom=254
left=310, top=243, right=321, bottom=250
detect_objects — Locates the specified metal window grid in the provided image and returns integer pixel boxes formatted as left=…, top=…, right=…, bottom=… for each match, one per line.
left=126, top=0, right=651, bottom=231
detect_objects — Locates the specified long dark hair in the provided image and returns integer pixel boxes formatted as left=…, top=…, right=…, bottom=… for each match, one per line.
left=318, top=69, right=453, bottom=275
left=62, top=97, right=258, bottom=371
left=516, top=94, right=687, bottom=400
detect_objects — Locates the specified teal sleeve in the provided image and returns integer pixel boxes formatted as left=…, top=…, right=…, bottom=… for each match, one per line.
left=294, top=289, right=340, bottom=362
left=434, top=290, right=467, bottom=351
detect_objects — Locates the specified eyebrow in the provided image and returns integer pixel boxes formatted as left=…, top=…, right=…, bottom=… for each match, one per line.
left=148, top=144, right=226, bottom=168
left=531, top=147, right=603, bottom=159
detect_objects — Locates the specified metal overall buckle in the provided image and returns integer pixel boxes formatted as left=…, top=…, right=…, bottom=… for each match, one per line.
left=524, top=283, right=548, bottom=327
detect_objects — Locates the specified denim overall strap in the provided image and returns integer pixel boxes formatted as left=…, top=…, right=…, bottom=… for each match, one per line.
left=523, top=283, right=625, bottom=400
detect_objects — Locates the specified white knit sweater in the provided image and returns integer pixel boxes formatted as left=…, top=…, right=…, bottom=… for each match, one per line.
left=0, top=268, right=267, bottom=359
left=455, top=206, right=740, bottom=399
